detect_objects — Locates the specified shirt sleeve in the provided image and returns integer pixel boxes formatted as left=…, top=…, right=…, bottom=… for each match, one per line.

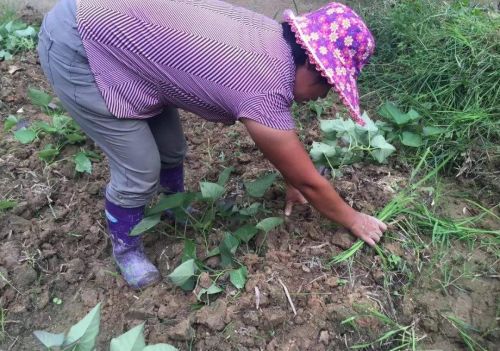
left=237, top=92, right=295, bottom=130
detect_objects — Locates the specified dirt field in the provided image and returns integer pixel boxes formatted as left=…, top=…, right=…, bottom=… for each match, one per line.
left=0, top=4, right=499, bottom=351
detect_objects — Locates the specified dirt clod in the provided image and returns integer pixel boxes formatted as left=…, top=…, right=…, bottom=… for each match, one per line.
left=195, top=300, right=227, bottom=331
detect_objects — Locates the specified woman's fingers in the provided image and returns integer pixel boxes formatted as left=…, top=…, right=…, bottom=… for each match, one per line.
left=377, top=218, right=388, bottom=231
left=284, top=201, right=293, bottom=216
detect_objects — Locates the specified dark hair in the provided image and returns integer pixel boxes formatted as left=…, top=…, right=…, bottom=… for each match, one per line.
left=281, top=22, right=307, bottom=66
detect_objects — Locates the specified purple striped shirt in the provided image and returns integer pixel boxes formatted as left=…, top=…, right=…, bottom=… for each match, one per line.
left=76, top=0, right=296, bottom=130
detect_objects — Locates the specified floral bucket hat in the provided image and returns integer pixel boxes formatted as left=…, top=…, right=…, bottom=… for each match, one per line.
left=283, top=2, right=375, bottom=126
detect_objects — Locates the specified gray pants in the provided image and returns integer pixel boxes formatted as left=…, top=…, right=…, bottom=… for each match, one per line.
left=37, top=0, right=187, bottom=208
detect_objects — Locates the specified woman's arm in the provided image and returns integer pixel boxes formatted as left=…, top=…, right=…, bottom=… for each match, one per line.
left=242, top=118, right=386, bottom=246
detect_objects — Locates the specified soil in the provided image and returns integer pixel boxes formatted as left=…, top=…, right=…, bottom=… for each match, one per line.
left=0, top=8, right=499, bottom=351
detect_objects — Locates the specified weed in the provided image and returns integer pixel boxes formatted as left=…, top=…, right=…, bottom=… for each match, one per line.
left=0, top=18, right=38, bottom=60
left=443, top=314, right=488, bottom=351
left=343, top=307, right=424, bottom=350
left=359, top=0, right=500, bottom=168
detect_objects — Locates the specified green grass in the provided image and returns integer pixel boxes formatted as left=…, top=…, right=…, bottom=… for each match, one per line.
left=358, top=0, right=500, bottom=168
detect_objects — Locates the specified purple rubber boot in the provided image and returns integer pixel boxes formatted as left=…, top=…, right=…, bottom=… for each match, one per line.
left=105, top=199, right=160, bottom=289
left=160, top=164, right=185, bottom=194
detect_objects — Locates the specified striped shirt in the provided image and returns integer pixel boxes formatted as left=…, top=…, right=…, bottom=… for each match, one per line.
left=76, top=0, right=296, bottom=130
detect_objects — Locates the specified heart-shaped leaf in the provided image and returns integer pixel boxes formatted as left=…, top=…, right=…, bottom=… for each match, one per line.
left=256, top=217, right=284, bottom=233
left=168, top=259, right=196, bottom=287
left=38, top=144, right=59, bottom=162
left=14, top=127, right=36, bottom=144
left=378, top=102, right=410, bottom=125
left=146, top=192, right=196, bottom=216
left=200, top=182, right=225, bottom=200
left=4, top=115, right=18, bottom=132
left=197, top=283, right=223, bottom=300
left=129, top=214, right=161, bottom=236
left=74, top=152, right=92, bottom=174
left=28, top=88, right=52, bottom=108
left=401, top=132, right=423, bottom=147
left=182, top=239, right=196, bottom=262
left=320, top=118, right=355, bottom=133
left=234, top=225, right=258, bottom=243
left=64, top=303, right=101, bottom=351
left=220, top=233, right=239, bottom=267
left=239, top=202, right=261, bottom=216
left=33, top=331, right=65, bottom=348
left=370, top=135, right=396, bottom=163
left=244, top=173, right=277, bottom=198
left=110, top=323, right=146, bottom=351
left=230, top=266, right=248, bottom=289
left=217, top=167, right=234, bottom=186
left=310, top=141, right=336, bottom=161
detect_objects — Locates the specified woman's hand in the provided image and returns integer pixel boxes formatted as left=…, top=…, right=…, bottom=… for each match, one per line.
left=284, top=184, right=308, bottom=216
left=345, top=212, right=387, bottom=247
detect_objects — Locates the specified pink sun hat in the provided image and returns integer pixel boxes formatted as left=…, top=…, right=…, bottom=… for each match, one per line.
left=283, top=2, right=375, bottom=126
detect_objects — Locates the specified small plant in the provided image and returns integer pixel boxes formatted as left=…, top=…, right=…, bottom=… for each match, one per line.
left=33, top=303, right=178, bottom=351
left=309, top=112, right=396, bottom=171
left=7, top=88, right=97, bottom=174
left=342, top=307, right=424, bottom=350
left=131, top=169, right=284, bottom=298
left=443, top=314, right=487, bottom=351
left=0, top=19, right=38, bottom=60
left=377, top=102, right=444, bottom=148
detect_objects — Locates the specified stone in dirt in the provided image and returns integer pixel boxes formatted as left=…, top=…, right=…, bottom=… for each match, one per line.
left=167, top=318, right=195, bottom=341
left=263, top=308, right=287, bottom=328
left=318, top=330, right=330, bottom=345
left=195, top=300, right=227, bottom=331
left=330, top=228, right=355, bottom=249
left=11, top=264, right=37, bottom=290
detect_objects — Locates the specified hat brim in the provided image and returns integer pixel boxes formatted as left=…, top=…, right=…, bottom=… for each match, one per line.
left=283, top=9, right=364, bottom=126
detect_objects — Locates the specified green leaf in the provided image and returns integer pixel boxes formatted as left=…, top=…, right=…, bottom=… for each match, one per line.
left=64, top=303, right=101, bottom=351
left=244, top=173, right=277, bottom=198
left=110, top=323, right=146, bottom=351
left=14, top=26, right=36, bottom=37
left=200, top=182, right=225, bottom=200
left=129, top=213, right=161, bottom=236
left=32, top=121, right=57, bottom=133
left=74, top=152, right=92, bottom=174
left=13, top=127, right=36, bottom=144
left=239, top=202, right=261, bottom=216
left=217, top=166, right=234, bottom=186
left=143, top=344, right=179, bottom=351
left=378, top=102, right=410, bottom=125
left=423, top=126, right=445, bottom=136
left=28, top=88, right=52, bottom=108
left=230, top=266, right=248, bottom=289
left=370, top=135, right=396, bottom=163
left=52, top=114, right=72, bottom=130
left=401, top=131, right=423, bottom=147
left=33, top=331, right=65, bottom=348
left=4, top=115, right=18, bottom=131
left=310, top=141, right=336, bottom=161
left=0, top=200, right=16, bottom=211
left=220, top=233, right=239, bottom=267
left=168, top=259, right=196, bottom=287
left=0, top=50, right=13, bottom=60
left=182, top=239, right=196, bottom=262
left=146, top=192, right=196, bottom=216
left=356, top=112, right=378, bottom=133
left=256, top=217, right=284, bottom=233
left=38, top=144, right=59, bottom=162
left=65, top=132, right=87, bottom=144
left=406, top=109, right=421, bottom=121
left=320, top=118, right=355, bottom=133
left=197, top=283, right=223, bottom=300
left=234, top=224, right=258, bottom=243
